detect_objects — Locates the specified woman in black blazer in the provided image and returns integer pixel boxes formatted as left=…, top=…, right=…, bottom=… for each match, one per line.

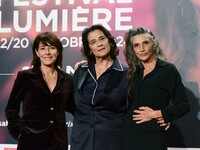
left=5, top=32, right=74, bottom=150
left=123, top=27, right=190, bottom=150
left=70, top=24, right=128, bottom=150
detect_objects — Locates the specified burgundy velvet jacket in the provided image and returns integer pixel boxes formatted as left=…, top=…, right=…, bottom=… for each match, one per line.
left=5, top=66, right=74, bottom=149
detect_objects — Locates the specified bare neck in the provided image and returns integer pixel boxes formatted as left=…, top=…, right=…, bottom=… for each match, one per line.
left=40, top=65, right=57, bottom=76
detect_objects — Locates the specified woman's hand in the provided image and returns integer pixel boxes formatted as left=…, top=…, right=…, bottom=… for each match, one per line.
left=132, top=106, right=162, bottom=124
left=132, top=106, right=170, bottom=130
left=74, top=60, right=87, bottom=70
left=157, top=117, right=170, bottom=130
left=132, top=106, right=154, bottom=124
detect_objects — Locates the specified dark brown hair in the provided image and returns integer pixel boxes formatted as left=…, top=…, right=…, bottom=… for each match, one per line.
left=81, top=24, right=119, bottom=64
left=31, top=32, right=63, bottom=68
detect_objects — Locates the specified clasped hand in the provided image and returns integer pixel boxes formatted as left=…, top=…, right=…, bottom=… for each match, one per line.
left=132, top=106, right=154, bottom=124
left=132, top=106, right=170, bottom=130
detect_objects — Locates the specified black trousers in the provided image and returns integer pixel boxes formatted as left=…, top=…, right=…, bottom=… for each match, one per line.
left=17, top=132, right=68, bottom=150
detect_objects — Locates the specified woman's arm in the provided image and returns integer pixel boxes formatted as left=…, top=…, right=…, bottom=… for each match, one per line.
left=5, top=71, right=24, bottom=140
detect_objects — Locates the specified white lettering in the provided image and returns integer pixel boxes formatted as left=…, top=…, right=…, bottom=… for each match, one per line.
left=83, top=0, right=99, bottom=4
left=14, top=10, right=32, bottom=32
left=36, top=10, right=58, bottom=32
left=115, top=8, right=132, bottom=30
left=55, top=0, right=62, bottom=5
left=117, top=0, right=132, bottom=3
left=60, top=36, right=82, bottom=48
left=69, top=0, right=75, bottom=4
left=72, top=6, right=89, bottom=31
left=32, top=0, right=48, bottom=6
left=93, top=8, right=111, bottom=30
left=0, top=7, right=133, bottom=33
left=14, top=0, right=29, bottom=6
left=66, top=120, right=73, bottom=127
left=60, top=37, right=69, bottom=47
left=62, top=9, right=68, bottom=31
left=66, top=66, right=75, bottom=74
left=0, top=12, right=11, bottom=33
left=22, top=66, right=31, bottom=70
left=12, top=0, right=133, bottom=7
left=70, top=37, right=79, bottom=47
left=0, top=120, right=8, bottom=127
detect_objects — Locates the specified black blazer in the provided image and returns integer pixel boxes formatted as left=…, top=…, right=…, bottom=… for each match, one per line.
left=5, top=67, right=74, bottom=148
left=71, top=59, right=128, bottom=150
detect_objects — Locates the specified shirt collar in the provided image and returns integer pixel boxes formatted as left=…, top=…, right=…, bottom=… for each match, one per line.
left=155, top=58, right=168, bottom=68
left=81, top=58, right=126, bottom=72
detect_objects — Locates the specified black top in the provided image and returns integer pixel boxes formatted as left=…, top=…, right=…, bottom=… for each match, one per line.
left=123, top=58, right=190, bottom=150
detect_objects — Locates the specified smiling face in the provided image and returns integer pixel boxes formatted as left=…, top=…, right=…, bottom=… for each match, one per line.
left=132, top=33, right=155, bottom=63
left=35, top=42, right=59, bottom=67
left=87, top=29, right=111, bottom=60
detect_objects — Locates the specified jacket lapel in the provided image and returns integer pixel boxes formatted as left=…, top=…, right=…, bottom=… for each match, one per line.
left=77, top=68, right=89, bottom=90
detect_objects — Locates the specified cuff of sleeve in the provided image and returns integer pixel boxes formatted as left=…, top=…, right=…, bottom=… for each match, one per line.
left=161, top=108, right=170, bottom=123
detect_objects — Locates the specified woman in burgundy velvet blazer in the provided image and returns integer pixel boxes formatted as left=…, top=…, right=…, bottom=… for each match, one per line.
left=5, top=32, right=74, bottom=150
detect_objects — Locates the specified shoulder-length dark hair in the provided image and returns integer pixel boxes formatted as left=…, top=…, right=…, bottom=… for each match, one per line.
left=31, top=32, right=63, bottom=68
left=81, top=24, right=119, bottom=64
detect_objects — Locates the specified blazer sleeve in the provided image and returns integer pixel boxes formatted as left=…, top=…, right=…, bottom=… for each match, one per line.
left=66, top=74, right=75, bottom=115
left=161, top=66, right=190, bottom=123
left=5, top=71, right=24, bottom=140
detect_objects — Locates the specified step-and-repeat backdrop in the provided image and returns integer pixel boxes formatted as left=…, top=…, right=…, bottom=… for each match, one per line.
left=0, top=0, right=200, bottom=149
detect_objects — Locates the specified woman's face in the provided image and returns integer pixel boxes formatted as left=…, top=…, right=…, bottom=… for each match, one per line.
left=132, top=33, right=155, bottom=63
left=87, top=29, right=111, bottom=60
left=35, top=42, right=59, bottom=67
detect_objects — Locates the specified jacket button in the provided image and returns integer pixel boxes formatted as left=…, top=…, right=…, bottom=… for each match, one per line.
left=50, top=107, right=54, bottom=111
left=49, top=120, right=54, bottom=124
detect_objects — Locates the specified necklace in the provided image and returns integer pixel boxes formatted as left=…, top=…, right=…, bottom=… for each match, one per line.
left=96, top=67, right=106, bottom=77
